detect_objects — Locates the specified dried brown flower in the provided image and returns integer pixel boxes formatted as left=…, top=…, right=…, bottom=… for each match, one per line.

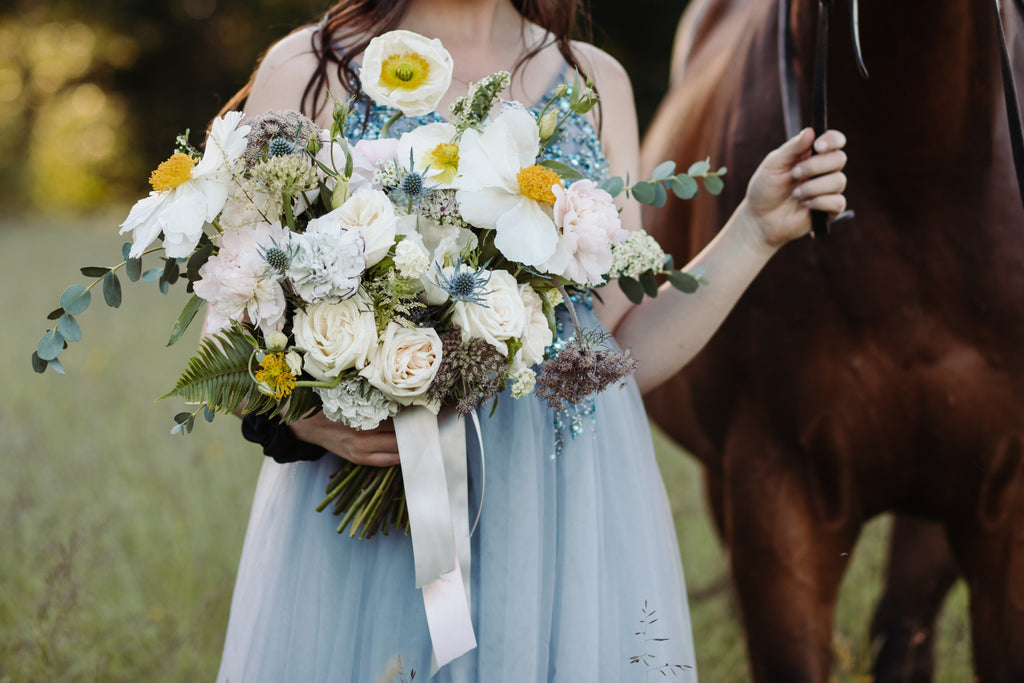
left=535, top=338, right=638, bottom=411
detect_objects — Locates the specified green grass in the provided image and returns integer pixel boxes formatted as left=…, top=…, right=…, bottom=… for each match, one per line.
left=0, top=216, right=971, bottom=681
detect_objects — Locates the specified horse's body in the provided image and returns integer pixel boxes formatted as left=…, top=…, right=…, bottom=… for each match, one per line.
left=641, top=0, right=1024, bottom=680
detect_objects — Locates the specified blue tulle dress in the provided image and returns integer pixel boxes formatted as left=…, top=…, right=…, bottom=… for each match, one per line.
left=217, top=69, right=697, bottom=683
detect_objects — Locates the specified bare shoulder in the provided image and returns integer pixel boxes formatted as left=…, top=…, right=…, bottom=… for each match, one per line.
left=569, top=41, right=633, bottom=95
left=245, top=26, right=330, bottom=118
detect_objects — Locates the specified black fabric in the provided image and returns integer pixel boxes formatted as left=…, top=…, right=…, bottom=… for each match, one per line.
left=241, top=412, right=327, bottom=464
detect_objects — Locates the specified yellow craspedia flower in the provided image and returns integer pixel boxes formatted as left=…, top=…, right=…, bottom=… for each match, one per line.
left=149, top=153, right=197, bottom=192
left=254, top=352, right=297, bottom=399
left=516, top=165, right=562, bottom=205
left=380, top=52, right=431, bottom=91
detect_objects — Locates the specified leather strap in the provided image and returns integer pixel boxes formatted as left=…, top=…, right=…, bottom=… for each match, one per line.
left=992, top=0, right=1024, bottom=215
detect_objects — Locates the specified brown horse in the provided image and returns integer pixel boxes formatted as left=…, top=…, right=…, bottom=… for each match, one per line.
left=641, top=0, right=1024, bottom=681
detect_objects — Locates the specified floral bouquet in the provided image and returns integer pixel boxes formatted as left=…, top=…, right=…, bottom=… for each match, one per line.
left=32, top=30, right=723, bottom=540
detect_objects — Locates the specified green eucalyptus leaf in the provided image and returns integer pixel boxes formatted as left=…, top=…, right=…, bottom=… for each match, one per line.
left=703, top=174, right=725, bottom=195
left=170, top=423, right=186, bottom=436
left=600, top=176, right=625, bottom=197
left=640, top=270, right=660, bottom=297
left=159, top=279, right=169, bottom=295
left=652, top=182, right=668, bottom=208
left=167, top=294, right=207, bottom=347
left=536, top=159, right=585, bottom=180
left=204, top=405, right=216, bottom=422
left=667, top=270, right=701, bottom=294
left=31, top=352, right=47, bottom=374
left=617, top=276, right=645, bottom=304
left=650, top=160, right=676, bottom=180
left=142, top=268, right=162, bottom=282
left=664, top=253, right=675, bottom=270
left=126, top=256, right=142, bottom=282
left=631, top=180, right=657, bottom=205
left=60, top=285, right=91, bottom=315
left=174, top=412, right=192, bottom=424
left=47, top=307, right=65, bottom=321
left=687, top=159, right=710, bottom=176
left=671, top=174, right=698, bottom=200
left=122, top=242, right=132, bottom=261
left=717, top=166, right=728, bottom=175
left=48, top=358, right=65, bottom=375
left=57, top=314, right=82, bottom=342
left=80, top=266, right=110, bottom=277
left=37, top=329, right=65, bottom=361
left=103, top=272, right=122, bottom=308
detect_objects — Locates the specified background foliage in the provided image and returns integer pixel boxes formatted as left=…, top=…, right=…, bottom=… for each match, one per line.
left=1, top=0, right=683, bottom=214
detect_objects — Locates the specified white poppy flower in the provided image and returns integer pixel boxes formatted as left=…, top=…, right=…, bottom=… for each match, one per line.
left=120, top=111, right=249, bottom=258
left=454, top=106, right=562, bottom=267
left=359, top=30, right=454, bottom=117
left=397, top=122, right=460, bottom=186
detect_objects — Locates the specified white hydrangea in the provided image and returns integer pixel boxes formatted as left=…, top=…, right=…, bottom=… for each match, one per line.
left=286, top=210, right=366, bottom=303
left=608, top=230, right=668, bottom=279
left=315, top=376, right=400, bottom=430
left=510, top=368, right=537, bottom=399
left=394, top=239, right=430, bottom=279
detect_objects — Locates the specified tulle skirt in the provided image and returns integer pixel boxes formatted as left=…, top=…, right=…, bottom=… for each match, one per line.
left=217, top=311, right=697, bottom=683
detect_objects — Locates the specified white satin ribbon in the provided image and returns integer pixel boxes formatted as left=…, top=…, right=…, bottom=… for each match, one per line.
left=394, top=407, right=476, bottom=671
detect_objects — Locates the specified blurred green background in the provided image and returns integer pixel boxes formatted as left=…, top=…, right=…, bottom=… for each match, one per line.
left=1, top=1, right=972, bottom=681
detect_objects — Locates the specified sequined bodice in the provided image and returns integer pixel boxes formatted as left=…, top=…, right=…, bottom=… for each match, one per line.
left=343, top=65, right=609, bottom=182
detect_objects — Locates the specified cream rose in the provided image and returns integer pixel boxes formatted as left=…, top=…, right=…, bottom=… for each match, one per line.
left=359, top=30, right=454, bottom=117
left=336, top=188, right=399, bottom=267
left=292, top=292, right=377, bottom=381
left=360, top=322, right=443, bottom=409
left=512, top=284, right=554, bottom=372
left=451, top=269, right=526, bottom=355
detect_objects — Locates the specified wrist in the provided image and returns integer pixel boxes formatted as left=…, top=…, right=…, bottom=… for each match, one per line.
left=733, top=199, right=784, bottom=259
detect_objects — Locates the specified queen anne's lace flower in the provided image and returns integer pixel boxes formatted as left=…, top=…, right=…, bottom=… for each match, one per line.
left=121, top=112, right=249, bottom=258
left=608, top=230, right=669, bottom=279
left=510, top=367, right=537, bottom=399
left=394, top=239, right=429, bottom=279
left=315, top=376, right=400, bottom=430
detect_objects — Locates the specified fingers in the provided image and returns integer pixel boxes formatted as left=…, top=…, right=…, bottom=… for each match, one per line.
left=792, top=149, right=847, bottom=180
left=792, top=170, right=847, bottom=201
left=769, top=128, right=848, bottom=169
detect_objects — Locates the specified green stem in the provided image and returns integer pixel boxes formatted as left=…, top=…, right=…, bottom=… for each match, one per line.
left=282, top=193, right=296, bottom=231
left=379, top=110, right=403, bottom=139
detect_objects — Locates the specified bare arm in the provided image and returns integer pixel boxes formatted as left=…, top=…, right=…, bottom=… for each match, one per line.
left=581, top=48, right=847, bottom=394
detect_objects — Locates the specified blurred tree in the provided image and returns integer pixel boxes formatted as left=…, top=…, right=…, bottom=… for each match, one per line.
left=1, top=0, right=684, bottom=214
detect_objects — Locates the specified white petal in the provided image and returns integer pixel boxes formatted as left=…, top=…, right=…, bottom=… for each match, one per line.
left=493, top=199, right=558, bottom=266
left=120, top=193, right=166, bottom=258
left=456, top=187, right=522, bottom=230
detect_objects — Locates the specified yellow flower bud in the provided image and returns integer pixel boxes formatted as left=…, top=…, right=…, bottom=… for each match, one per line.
left=538, top=110, right=559, bottom=141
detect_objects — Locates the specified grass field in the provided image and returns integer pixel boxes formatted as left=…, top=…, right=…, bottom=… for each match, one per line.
left=0, top=216, right=972, bottom=681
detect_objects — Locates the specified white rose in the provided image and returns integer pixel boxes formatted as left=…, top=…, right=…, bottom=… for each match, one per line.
left=360, top=322, right=443, bottom=409
left=292, top=292, right=377, bottom=381
left=359, top=30, right=454, bottom=117
left=336, top=188, right=398, bottom=267
left=451, top=269, right=526, bottom=355
left=512, top=284, right=554, bottom=372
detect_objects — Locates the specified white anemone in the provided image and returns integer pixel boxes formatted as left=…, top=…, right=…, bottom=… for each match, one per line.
left=454, top=107, right=561, bottom=267
left=397, top=122, right=460, bottom=187
left=359, top=30, right=454, bottom=117
left=120, top=112, right=249, bottom=259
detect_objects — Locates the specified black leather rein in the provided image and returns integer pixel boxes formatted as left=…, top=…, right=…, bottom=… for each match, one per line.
left=777, top=0, right=1024, bottom=236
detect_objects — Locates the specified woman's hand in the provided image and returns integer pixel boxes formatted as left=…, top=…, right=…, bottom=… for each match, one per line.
left=289, top=412, right=400, bottom=467
left=744, top=127, right=848, bottom=248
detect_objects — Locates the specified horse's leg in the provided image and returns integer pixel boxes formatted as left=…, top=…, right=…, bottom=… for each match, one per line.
left=945, top=437, right=1024, bottom=682
left=724, top=408, right=859, bottom=682
left=869, top=516, right=959, bottom=683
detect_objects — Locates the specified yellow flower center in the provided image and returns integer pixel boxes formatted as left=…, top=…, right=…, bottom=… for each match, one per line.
left=428, top=142, right=460, bottom=182
left=254, top=352, right=297, bottom=400
left=516, top=165, right=562, bottom=205
left=149, top=153, right=197, bottom=192
left=380, top=53, right=431, bottom=91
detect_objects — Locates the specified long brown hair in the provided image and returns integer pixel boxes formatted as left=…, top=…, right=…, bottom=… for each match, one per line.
left=220, top=0, right=592, bottom=118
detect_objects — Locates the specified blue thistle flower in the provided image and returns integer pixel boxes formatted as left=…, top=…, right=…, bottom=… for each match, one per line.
left=390, top=150, right=432, bottom=210
left=259, top=238, right=294, bottom=275
left=435, top=258, right=493, bottom=305
left=268, top=137, right=295, bottom=157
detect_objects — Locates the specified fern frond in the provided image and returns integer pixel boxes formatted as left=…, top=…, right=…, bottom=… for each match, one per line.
left=161, top=326, right=276, bottom=416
